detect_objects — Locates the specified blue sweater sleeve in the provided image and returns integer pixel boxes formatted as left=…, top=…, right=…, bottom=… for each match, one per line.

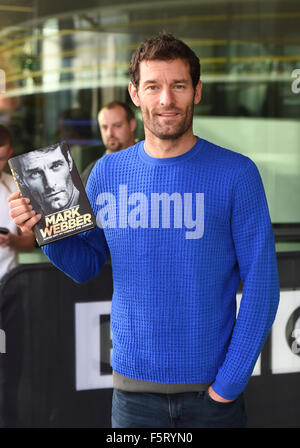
left=212, top=158, right=280, bottom=400
left=42, top=160, right=109, bottom=283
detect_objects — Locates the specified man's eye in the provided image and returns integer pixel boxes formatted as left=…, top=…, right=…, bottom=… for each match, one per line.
left=29, top=171, right=40, bottom=179
left=51, top=161, right=63, bottom=170
left=146, top=85, right=157, bottom=91
left=175, top=84, right=185, bottom=89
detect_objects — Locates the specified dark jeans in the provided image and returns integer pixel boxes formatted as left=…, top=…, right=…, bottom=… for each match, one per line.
left=111, top=388, right=247, bottom=428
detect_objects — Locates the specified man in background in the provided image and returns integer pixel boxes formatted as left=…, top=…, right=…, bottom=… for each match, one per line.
left=81, top=101, right=136, bottom=185
left=0, top=125, right=34, bottom=280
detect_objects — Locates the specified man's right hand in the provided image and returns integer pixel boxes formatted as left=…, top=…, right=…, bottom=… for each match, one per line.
left=8, top=192, right=42, bottom=232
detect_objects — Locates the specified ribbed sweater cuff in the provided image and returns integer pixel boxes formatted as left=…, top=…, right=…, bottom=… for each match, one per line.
left=211, top=377, right=247, bottom=401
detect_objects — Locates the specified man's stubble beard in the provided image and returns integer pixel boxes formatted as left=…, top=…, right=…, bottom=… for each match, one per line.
left=107, top=142, right=122, bottom=152
left=106, top=138, right=128, bottom=152
left=141, top=103, right=195, bottom=141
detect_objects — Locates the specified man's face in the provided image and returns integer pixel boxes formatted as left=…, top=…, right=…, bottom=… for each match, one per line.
left=22, top=146, right=74, bottom=213
left=129, top=58, right=201, bottom=141
left=0, top=143, right=12, bottom=174
left=98, top=105, right=136, bottom=152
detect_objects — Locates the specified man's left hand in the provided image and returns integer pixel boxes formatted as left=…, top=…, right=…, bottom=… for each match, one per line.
left=207, top=386, right=233, bottom=403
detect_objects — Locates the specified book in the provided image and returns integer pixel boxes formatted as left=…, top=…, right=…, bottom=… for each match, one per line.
left=8, top=141, right=97, bottom=246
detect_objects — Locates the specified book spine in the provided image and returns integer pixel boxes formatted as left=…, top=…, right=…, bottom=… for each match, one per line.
left=8, top=161, right=22, bottom=196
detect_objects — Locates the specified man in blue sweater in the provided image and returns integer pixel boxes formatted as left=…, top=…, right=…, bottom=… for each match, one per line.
left=8, top=32, right=280, bottom=428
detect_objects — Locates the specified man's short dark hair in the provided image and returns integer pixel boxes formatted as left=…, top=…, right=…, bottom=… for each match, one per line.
left=35, top=143, right=70, bottom=163
left=13, top=143, right=71, bottom=186
left=0, top=124, right=12, bottom=147
left=100, top=101, right=135, bottom=122
left=130, top=31, right=200, bottom=89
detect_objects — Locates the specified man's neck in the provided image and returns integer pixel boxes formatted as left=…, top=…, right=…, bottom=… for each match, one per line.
left=144, top=131, right=197, bottom=159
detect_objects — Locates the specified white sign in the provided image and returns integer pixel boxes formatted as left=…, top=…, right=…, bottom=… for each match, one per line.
left=236, top=293, right=261, bottom=376
left=271, top=290, right=300, bottom=374
left=75, top=301, right=112, bottom=391
left=0, top=329, right=6, bottom=354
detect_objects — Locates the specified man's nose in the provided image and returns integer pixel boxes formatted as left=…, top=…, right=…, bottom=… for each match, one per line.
left=42, top=170, right=56, bottom=190
left=107, top=126, right=115, bottom=137
left=159, top=87, right=174, bottom=107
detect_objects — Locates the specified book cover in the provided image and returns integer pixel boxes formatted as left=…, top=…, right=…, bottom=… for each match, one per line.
left=8, top=141, right=97, bottom=246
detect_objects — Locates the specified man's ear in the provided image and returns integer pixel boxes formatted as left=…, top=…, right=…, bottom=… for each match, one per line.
left=194, top=80, right=202, bottom=105
left=128, top=82, right=140, bottom=107
left=8, top=148, right=13, bottom=158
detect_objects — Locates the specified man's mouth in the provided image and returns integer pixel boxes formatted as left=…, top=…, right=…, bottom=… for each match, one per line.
left=157, top=111, right=180, bottom=118
left=45, top=191, right=62, bottom=199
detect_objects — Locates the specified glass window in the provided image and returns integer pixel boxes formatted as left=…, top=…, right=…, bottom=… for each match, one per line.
left=1, top=0, right=300, bottom=240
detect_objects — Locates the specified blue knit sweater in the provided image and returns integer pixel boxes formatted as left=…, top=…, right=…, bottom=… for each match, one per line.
left=43, top=137, right=280, bottom=400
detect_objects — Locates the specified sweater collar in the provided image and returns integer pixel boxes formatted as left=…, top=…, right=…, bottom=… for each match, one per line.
left=138, top=137, right=203, bottom=166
